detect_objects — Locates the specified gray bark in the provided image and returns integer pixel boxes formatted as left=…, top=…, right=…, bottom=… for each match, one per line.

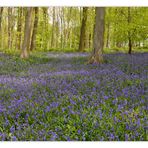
left=79, top=7, right=88, bottom=52
left=21, top=7, right=33, bottom=58
left=128, top=7, right=132, bottom=54
left=16, top=7, right=23, bottom=50
left=89, top=7, right=105, bottom=64
left=8, top=7, right=13, bottom=49
left=0, top=7, right=3, bottom=48
left=30, top=7, right=39, bottom=51
left=51, top=7, right=55, bottom=48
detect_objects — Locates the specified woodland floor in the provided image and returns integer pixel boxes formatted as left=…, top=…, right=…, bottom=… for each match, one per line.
left=0, top=52, right=148, bottom=141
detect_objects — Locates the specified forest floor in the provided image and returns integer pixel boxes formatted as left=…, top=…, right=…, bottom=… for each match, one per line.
left=0, top=52, right=148, bottom=141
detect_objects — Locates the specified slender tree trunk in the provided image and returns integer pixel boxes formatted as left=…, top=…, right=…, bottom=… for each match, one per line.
left=0, top=7, right=3, bottom=31
left=106, top=21, right=110, bottom=48
left=59, top=7, right=63, bottom=49
left=0, top=7, right=3, bottom=49
left=30, top=7, right=39, bottom=51
left=128, top=7, right=132, bottom=54
left=8, top=7, right=13, bottom=49
left=67, top=7, right=72, bottom=48
left=21, top=7, right=33, bottom=58
left=55, top=10, right=59, bottom=48
left=51, top=7, right=55, bottom=48
left=79, top=7, right=88, bottom=52
left=16, top=7, right=22, bottom=50
left=11, top=8, right=15, bottom=50
left=43, top=7, right=48, bottom=50
left=62, top=8, right=66, bottom=49
left=88, top=33, right=91, bottom=49
left=80, top=7, right=82, bottom=23
left=88, top=7, right=105, bottom=64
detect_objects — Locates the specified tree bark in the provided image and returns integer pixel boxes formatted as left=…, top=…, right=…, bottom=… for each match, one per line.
left=0, top=7, right=3, bottom=30
left=106, top=21, right=110, bottom=48
left=55, top=9, right=59, bottom=48
left=128, top=7, right=132, bottom=54
left=30, top=7, right=39, bottom=51
left=59, top=7, right=63, bottom=49
left=88, top=7, right=105, bottom=64
left=16, top=7, right=22, bottom=50
left=62, top=8, right=66, bottom=49
left=88, top=33, right=92, bottom=49
left=0, top=7, right=3, bottom=49
left=79, top=7, right=88, bottom=52
left=21, top=7, right=33, bottom=58
left=67, top=7, right=72, bottom=48
left=51, top=7, right=55, bottom=48
left=43, top=7, right=48, bottom=50
left=8, top=7, right=13, bottom=49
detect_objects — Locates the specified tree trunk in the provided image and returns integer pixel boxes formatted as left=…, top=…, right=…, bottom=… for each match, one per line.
left=43, top=7, right=48, bottom=50
left=62, top=8, right=66, bottom=49
left=88, top=7, right=105, bottom=64
left=55, top=10, right=59, bottom=48
left=128, top=7, right=132, bottom=54
left=88, top=33, right=92, bottom=49
left=59, top=8, right=63, bottom=49
left=106, top=21, right=110, bottom=48
left=51, top=7, right=55, bottom=48
left=8, top=7, right=13, bottom=49
left=0, top=7, right=3, bottom=49
left=79, top=7, right=88, bottom=52
left=66, top=7, right=72, bottom=48
left=0, top=7, right=3, bottom=31
left=21, top=7, right=33, bottom=58
left=30, top=7, right=39, bottom=51
left=16, top=7, right=22, bottom=50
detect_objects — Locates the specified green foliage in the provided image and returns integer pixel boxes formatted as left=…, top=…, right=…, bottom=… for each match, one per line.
left=0, top=7, right=147, bottom=54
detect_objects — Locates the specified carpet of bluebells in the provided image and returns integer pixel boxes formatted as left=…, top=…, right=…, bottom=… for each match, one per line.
left=0, top=52, right=148, bottom=141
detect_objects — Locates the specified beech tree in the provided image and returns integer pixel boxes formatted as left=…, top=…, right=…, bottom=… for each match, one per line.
left=79, top=7, right=88, bottom=52
left=21, top=7, right=33, bottom=58
left=30, top=7, right=39, bottom=51
left=51, top=7, right=55, bottom=48
left=16, top=7, right=23, bottom=50
left=0, top=7, right=3, bottom=49
left=128, top=7, right=132, bottom=54
left=89, top=7, right=105, bottom=64
left=8, top=7, right=13, bottom=49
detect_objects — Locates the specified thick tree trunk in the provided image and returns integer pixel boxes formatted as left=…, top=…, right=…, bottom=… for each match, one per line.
left=21, top=7, right=33, bottom=58
left=79, top=7, right=88, bottom=52
left=30, top=7, right=39, bottom=51
left=88, top=7, right=105, bottom=64
left=0, top=7, right=3, bottom=48
left=128, top=7, right=132, bottom=54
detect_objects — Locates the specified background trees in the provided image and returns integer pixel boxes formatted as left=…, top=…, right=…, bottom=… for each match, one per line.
left=0, top=7, right=147, bottom=57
